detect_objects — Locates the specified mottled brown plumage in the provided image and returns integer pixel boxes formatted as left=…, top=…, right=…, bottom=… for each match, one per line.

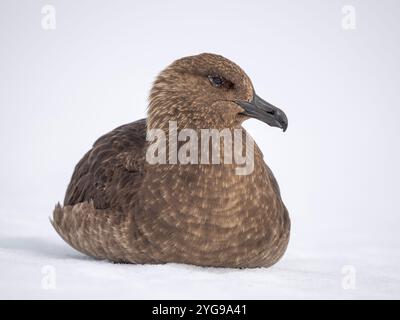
left=52, top=53, right=290, bottom=268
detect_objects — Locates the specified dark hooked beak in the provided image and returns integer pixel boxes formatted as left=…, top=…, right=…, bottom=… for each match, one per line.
left=236, top=93, right=288, bottom=132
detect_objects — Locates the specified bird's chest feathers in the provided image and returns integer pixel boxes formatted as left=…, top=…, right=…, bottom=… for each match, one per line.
left=135, top=160, right=281, bottom=263
left=138, top=159, right=272, bottom=226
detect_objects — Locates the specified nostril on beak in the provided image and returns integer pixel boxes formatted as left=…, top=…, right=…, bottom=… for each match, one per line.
left=267, top=110, right=275, bottom=115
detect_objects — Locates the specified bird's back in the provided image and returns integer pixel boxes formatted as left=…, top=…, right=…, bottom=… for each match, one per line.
left=64, top=118, right=147, bottom=212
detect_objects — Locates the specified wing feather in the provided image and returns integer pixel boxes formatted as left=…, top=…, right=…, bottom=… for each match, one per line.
left=64, top=119, right=147, bottom=210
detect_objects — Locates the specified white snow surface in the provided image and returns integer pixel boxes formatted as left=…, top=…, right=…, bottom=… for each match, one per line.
left=1, top=207, right=399, bottom=299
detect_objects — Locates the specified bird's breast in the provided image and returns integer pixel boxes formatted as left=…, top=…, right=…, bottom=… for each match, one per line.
left=133, top=155, right=289, bottom=267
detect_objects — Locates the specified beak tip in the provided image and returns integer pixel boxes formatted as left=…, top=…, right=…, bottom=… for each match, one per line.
left=281, top=121, right=288, bottom=132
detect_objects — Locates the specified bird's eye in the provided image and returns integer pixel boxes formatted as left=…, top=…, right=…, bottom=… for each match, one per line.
left=208, top=75, right=225, bottom=87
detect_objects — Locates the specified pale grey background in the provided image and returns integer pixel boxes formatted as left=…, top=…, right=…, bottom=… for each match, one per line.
left=0, top=0, right=399, bottom=299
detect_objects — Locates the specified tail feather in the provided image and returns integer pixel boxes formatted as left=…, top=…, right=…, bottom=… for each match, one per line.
left=51, top=201, right=139, bottom=262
